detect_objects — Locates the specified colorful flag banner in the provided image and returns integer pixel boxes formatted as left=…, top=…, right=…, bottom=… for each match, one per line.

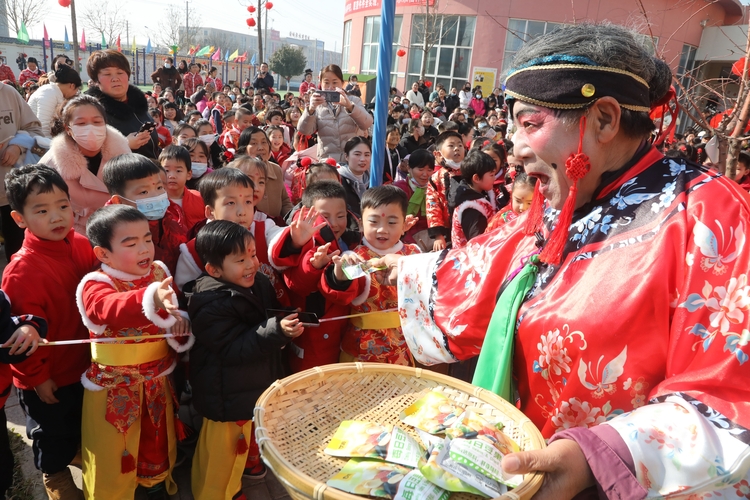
left=64, top=27, right=70, bottom=50
left=116, top=35, right=121, bottom=52
left=101, top=32, right=107, bottom=49
left=146, top=39, right=152, bottom=54
left=239, top=52, right=249, bottom=63
left=43, top=24, right=49, bottom=48
left=80, top=29, right=86, bottom=50
left=229, top=49, right=239, bottom=61
left=224, top=49, right=230, bottom=62
left=211, top=47, right=221, bottom=61
left=170, top=44, right=178, bottom=56
left=17, top=22, right=29, bottom=44
left=195, top=45, right=211, bottom=57
left=249, top=52, right=256, bottom=65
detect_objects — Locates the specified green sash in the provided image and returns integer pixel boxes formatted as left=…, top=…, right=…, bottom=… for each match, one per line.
left=472, top=255, right=539, bottom=402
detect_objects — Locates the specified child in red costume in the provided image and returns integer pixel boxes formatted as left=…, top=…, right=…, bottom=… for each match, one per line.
left=159, top=145, right=206, bottom=231
left=322, top=186, right=420, bottom=366
left=393, top=149, right=434, bottom=251
left=485, top=168, right=536, bottom=232
left=427, top=131, right=466, bottom=251
left=451, top=151, right=498, bottom=248
left=271, top=181, right=362, bottom=372
left=78, top=205, right=193, bottom=500
left=2, top=165, right=97, bottom=498
left=104, top=153, right=189, bottom=275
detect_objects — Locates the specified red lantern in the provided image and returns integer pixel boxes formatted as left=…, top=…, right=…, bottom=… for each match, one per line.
left=265, top=1, right=273, bottom=8
left=425, top=81, right=432, bottom=87
left=733, top=57, right=746, bottom=77
left=246, top=18, right=256, bottom=27
left=58, top=0, right=71, bottom=7
left=396, top=49, right=406, bottom=57
left=247, top=5, right=256, bottom=12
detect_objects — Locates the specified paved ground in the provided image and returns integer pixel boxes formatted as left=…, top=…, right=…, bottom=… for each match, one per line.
left=5, top=387, right=293, bottom=500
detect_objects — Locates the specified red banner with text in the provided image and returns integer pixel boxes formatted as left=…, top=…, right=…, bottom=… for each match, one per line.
left=345, top=0, right=435, bottom=15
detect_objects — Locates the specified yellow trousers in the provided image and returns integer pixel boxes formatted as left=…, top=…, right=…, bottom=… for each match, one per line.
left=191, top=418, right=253, bottom=500
left=81, top=386, right=177, bottom=499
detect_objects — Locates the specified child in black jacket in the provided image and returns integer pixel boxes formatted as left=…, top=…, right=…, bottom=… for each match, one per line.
left=187, top=220, right=303, bottom=500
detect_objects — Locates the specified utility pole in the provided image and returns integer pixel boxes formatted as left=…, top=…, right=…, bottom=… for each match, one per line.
left=257, top=0, right=263, bottom=65
left=70, top=0, right=80, bottom=75
left=264, top=7, right=268, bottom=63
left=185, top=0, right=189, bottom=52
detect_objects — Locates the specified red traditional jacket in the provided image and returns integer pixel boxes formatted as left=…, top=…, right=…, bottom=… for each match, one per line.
left=323, top=239, right=420, bottom=366
left=182, top=72, right=203, bottom=99
left=400, top=146, right=750, bottom=440
left=426, top=166, right=462, bottom=240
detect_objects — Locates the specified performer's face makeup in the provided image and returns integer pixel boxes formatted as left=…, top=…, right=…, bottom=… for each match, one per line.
left=93, top=220, right=155, bottom=276
left=512, top=102, right=579, bottom=210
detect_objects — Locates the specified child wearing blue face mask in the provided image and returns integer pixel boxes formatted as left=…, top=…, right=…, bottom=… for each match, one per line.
left=159, top=145, right=205, bottom=232
left=103, top=153, right=189, bottom=274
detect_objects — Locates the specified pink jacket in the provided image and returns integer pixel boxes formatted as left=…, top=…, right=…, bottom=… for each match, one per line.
left=40, top=125, right=131, bottom=234
left=469, top=97, right=486, bottom=117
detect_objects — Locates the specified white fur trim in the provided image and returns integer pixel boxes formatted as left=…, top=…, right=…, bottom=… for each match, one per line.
left=175, top=244, right=201, bottom=291
left=265, top=221, right=287, bottom=271
left=142, top=281, right=177, bottom=329
left=268, top=227, right=292, bottom=271
left=81, top=371, right=105, bottom=391
left=166, top=310, right=195, bottom=353
left=75, top=272, right=115, bottom=335
left=351, top=272, right=372, bottom=306
left=361, top=238, right=403, bottom=256
left=453, top=199, right=495, bottom=224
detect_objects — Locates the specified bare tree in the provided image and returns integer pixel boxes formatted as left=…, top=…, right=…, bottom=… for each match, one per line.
left=80, top=2, right=127, bottom=47
left=410, top=0, right=458, bottom=80
left=3, top=0, right=48, bottom=35
left=155, top=4, right=200, bottom=55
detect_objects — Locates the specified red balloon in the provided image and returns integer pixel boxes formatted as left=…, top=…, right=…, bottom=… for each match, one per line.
left=58, top=0, right=71, bottom=7
left=733, top=57, right=746, bottom=77
left=396, top=49, right=406, bottom=57
left=247, top=5, right=256, bottom=12
left=246, top=18, right=256, bottom=27
left=425, top=81, right=432, bottom=87
left=265, top=2, right=273, bottom=8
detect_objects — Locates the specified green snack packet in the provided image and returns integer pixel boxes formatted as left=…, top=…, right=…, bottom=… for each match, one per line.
left=419, top=440, right=486, bottom=496
left=393, top=470, right=451, bottom=500
left=399, top=391, right=464, bottom=434
left=447, top=437, right=523, bottom=489
left=325, top=421, right=392, bottom=460
left=326, top=458, right=413, bottom=499
left=444, top=410, right=521, bottom=456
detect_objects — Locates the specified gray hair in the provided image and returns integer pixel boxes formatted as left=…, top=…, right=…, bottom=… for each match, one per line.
left=509, top=23, right=672, bottom=137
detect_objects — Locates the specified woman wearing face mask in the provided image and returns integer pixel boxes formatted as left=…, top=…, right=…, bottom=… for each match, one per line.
left=469, top=90, right=486, bottom=117
left=298, top=64, right=373, bottom=163
left=400, top=119, right=428, bottom=154
left=338, top=136, right=372, bottom=219
left=27, top=65, right=82, bottom=138
left=458, top=83, right=473, bottom=109
left=41, top=95, right=131, bottom=234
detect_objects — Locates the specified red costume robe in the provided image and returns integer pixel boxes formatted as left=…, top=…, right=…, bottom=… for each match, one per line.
left=399, top=148, right=750, bottom=496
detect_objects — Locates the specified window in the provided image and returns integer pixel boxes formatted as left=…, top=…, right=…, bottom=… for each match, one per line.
left=502, top=19, right=562, bottom=73
left=360, top=15, right=403, bottom=85
left=407, top=15, right=475, bottom=92
left=341, top=20, right=352, bottom=72
left=676, top=43, right=698, bottom=134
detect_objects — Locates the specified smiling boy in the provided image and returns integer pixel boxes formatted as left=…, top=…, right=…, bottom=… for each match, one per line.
left=426, top=131, right=467, bottom=251
left=1, top=164, right=97, bottom=498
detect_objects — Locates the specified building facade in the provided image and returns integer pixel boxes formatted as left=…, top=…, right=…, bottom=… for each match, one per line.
left=342, top=0, right=746, bottom=96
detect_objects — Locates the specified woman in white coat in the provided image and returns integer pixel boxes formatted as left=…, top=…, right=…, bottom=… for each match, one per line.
left=40, top=95, right=130, bottom=234
left=27, top=65, right=81, bottom=138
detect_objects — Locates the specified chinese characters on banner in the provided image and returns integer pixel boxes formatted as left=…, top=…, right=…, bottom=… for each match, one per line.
left=345, top=0, right=435, bottom=15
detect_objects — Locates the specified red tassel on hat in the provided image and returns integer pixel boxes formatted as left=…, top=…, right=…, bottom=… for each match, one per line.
left=121, top=449, right=136, bottom=474
left=523, top=182, right=545, bottom=236
left=539, top=116, right=591, bottom=265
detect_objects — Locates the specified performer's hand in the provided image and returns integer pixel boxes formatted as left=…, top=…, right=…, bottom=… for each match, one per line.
left=432, top=235, right=447, bottom=252
left=280, top=313, right=304, bottom=338
left=502, top=439, right=595, bottom=500
left=35, top=378, right=59, bottom=404
left=289, top=206, right=326, bottom=249
left=332, top=252, right=364, bottom=282
left=154, top=277, right=179, bottom=316
left=310, top=242, right=340, bottom=270
left=371, top=254, right=402, bottom=286
left=2, top=324, right=45, bottom=355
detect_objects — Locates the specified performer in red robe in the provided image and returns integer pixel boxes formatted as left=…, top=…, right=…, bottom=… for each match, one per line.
left=382, top=24, right=750, bottom=499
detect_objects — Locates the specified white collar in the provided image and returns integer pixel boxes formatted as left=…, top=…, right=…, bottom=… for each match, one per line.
left=101, top=263, right=150, bottom=281
left=362, top=237, right=403, bottom=256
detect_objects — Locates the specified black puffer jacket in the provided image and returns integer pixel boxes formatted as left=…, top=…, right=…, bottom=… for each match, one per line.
left=187, top=273, right=290, bottom=422
left=86, top=84, right=159, bottom=159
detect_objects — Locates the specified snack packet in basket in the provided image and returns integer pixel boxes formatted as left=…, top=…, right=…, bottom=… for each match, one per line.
left=399, top=391, right=464, bottom=434
left=419, top=439, right=485, bottom=496
left=327, top=458, right=446, bottom=499
left=444, top=410, right=521, bottom=455
left=326, top=422, right=425, bottom=468
left=440, top=437, right=523, bottom=495
left=325, top=421, right=392, bottom=460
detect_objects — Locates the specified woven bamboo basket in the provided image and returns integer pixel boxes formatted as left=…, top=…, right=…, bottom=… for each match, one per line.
left=254, top=362, right=546, bottom=500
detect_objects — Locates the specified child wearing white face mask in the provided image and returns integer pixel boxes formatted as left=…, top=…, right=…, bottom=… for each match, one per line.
left=180, top=137, right=212, bottom=191
left=41, top=95, right=131, bottom=234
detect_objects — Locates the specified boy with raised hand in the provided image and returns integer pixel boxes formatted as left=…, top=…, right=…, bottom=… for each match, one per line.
left=103, top=152, right=189, bottom=275
left=78, top=204, right=193, bottom=500
left=2, top=164, right=97, bottom=499
left=188, top=220, right=303, bottom=496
